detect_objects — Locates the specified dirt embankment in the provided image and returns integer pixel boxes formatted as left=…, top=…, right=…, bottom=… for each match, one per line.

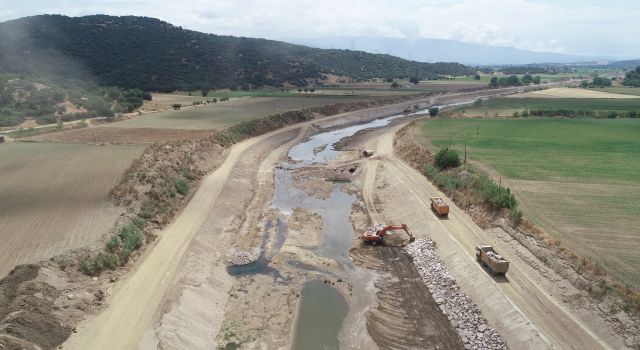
left=394, top=121, right=640, bottom=348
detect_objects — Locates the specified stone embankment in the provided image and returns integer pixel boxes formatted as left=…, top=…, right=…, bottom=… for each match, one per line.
left=406, top=239, right=508, bottom=350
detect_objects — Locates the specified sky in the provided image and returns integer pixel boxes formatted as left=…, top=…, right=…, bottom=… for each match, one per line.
left=0, top=0, right=638, bottom=58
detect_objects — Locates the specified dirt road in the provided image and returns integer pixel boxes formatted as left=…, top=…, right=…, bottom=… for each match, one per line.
left=360, top=124, right=616, bottom=349
left=62, top=85, right=571, bottom=349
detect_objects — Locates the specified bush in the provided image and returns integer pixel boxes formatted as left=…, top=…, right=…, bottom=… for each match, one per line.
left=424, top=165, right=465, bottom=191
left=428, top=107, right=439, bottom=117
left=435, top=147, right=461, bottom=170
left=173, top=177, right=189, bottom=195
left=172, top=103, right=182, bottom=110
left=476, top=174, right=517, bottom=209
left=80, top=252, right=121, bottom=276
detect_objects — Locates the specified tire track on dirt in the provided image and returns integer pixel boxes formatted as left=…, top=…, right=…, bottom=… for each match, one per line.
left=371, top=125, right=613, bottom=350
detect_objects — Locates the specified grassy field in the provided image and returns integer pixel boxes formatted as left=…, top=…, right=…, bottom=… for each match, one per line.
left=462, top=97, right=640, bottom=117
left=120, top=96, right=364, bottom=129
left=0, top=142, right=145, bottom=277
left=415, top=118, right=640, bottom=289
left=594, top=87, right=640, bottom=96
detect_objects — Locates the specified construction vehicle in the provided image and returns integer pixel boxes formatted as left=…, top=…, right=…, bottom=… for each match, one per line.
left=475, top=245, right=509, bottom=275
left=362, top=224, right=415, bottom=245
left=430, top=197, right=449, bottom=217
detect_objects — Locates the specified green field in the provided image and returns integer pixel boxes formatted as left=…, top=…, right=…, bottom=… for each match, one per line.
left=416, top=118, right=640, bottom=289
left=116, top=96, right=365, bottom=129
left=594, top=87, right=640, bottom=96
left=462, top=97, right=640, bottom=117
left=480, top=98, right=640, bottom=111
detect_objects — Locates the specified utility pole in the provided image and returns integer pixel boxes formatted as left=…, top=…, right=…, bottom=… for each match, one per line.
left=464, top=144, right=467, bottom=164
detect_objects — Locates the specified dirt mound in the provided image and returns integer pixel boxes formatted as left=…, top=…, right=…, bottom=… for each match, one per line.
left=24, top=127, right=213, bottom=145
left=0, top=265, right=70, bottom=350
left=393, top=124, right=432, bottom=168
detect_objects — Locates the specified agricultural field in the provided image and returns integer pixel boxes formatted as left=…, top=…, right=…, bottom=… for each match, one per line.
left=508, top=87, right=640, bottom=99
left=460, top=97, right=640, bottom=117
left=0, top=141, right=145, bottom=277
left=594, top=87, right=640, bottom=96
left=414, top=118, right=640, bottom=289
left=120, top=96, right=365, bottom=129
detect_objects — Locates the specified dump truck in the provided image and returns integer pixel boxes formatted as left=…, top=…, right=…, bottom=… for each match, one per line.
left=362, top=224, right=415, bottom=245
left=430, top=197, right=449, bottom=217
left=475, top=245, right=509, bottom=275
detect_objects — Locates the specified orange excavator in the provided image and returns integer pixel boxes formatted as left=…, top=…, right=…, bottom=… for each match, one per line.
left=362, top=224, right=415, bottom=245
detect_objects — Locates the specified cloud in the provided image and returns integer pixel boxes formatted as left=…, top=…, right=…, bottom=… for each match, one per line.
left=0, top=0, right=638, bottom=56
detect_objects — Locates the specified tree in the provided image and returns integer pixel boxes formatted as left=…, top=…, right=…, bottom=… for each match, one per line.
left=391, top=82, right=400, bottom=88
left=506, top=75, right=520, bottom=86
left=435, top=148, right=461, bottom=169
left=386, top=77, right=394, bottom=83
left=489, top=77, right=498, bottom=88
left=428, top=107, right=439, bottom=117
left=622, top=66, right=640, bottom=87
left=142, top=91, right=152, bottom=101
left=201, top=89, right=210, bottom=97
left=172, top=103, right=182, bottom=110
left=533, top=76, right=541, bottom=85
left=409, top=77, right=419, bottom=84
left=580, top=80, right=589, bottom=88
left=592, top=76, right=612, bottom=87
left=474, top=73, right=481, bottom=80
left=521, top=74, right=533, bottom=85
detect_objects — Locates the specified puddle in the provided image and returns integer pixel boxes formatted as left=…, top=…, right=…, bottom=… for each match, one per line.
left=292, top=279, right=349, bottom=350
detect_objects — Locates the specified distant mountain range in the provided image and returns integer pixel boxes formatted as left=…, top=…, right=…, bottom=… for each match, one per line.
left=0, top=15, right=472, bottom=91
left=284, top=36, right=612, bottom=66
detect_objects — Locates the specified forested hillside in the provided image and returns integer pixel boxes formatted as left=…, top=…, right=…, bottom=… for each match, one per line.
left=0, top=15, right=472, bottom=91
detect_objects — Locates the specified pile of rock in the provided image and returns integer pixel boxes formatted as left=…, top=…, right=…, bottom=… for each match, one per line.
left=227, top=247, right=262, bottom=266
left=406, top=239, right=508, bottom=350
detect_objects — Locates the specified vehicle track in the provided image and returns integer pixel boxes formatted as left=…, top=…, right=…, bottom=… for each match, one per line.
left=363, top=124, right=613, bottom=350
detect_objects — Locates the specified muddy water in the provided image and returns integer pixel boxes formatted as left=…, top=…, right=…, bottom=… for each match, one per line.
left=288, top=114, right=402, bottom=164
left=273, top=116, right=412, bottom=348
left=292, top=280, right=349, bottom=350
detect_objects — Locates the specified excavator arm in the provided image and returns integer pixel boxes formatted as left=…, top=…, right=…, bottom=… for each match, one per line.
left=377, top=224, right=416, bottom=243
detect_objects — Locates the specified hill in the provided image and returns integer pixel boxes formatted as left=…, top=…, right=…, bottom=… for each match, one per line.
left=0, top=15, right=472, bottom=91
left=609, top=59, right=640, bottom=69
left=285, top=36, right=603, bottom=65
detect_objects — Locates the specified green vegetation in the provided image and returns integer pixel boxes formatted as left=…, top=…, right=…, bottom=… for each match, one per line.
left=471, top=98, right=640, bottom=115
left=0, top=15, right=472, bottom=92
left=415, top=118, right=640, bottom=290
left=623, top=66, right=640, bottom=87
left=489, top=74, right=540, bottom=88
left=111, top=96, right=365, bottom=130
left=434, top=147, right=460, bottom=169
left=418, top=118, right=640, bottom=184
left=82, top=217, right=145, bottom=275
left=0, top=73, right=145, bottom=127
left=423, top=164, right=522, bottom=220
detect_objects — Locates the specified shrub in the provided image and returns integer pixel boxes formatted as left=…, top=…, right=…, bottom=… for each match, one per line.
left=172, top=103, right=182, bottom=110
left=476, top=174, right=517, bottom=209
left=173, top=177, right=189, bottom=195
left=80, top=252, right=121, bottom=276
left=428, top=107, right=439, bottom=117
left=434, top=147, right=461, bottom=170
left=424, top=165, right=465, bottom=191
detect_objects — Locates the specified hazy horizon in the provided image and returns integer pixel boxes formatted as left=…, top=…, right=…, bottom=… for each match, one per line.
left=0, top=0, right=638, bottom=59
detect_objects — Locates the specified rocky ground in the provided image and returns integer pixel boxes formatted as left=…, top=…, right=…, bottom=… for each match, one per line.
left=406, top=240, right=508, bottom=350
